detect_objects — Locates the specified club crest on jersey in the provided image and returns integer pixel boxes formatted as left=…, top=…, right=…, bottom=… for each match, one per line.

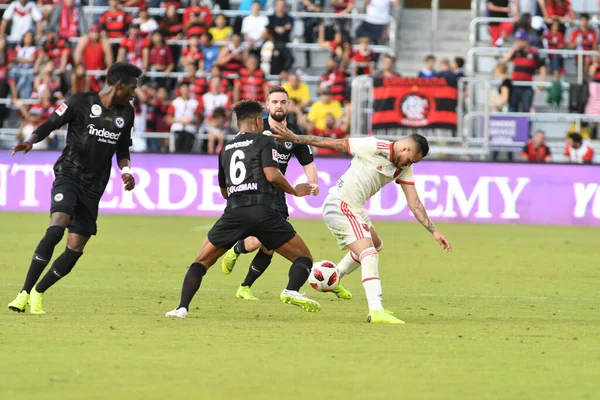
left=115, top=117, right=125, bottom=128
left=272, top=149, right=280, bottom=161
left=91, top=104, right=102, bottom=117
left=362, top=224, right=370, bottom=232
left=54, top=193, right=64, bottom=202
left=284, top=141, right=293, bottom=150
left=55, top=103, right=68, bottom=116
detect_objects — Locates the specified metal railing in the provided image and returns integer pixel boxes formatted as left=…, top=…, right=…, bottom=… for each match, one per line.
left=466, top=46, right=599, bottom=84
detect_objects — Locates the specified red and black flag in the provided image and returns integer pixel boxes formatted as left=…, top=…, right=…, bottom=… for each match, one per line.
left=372, top=77, right=458, bottom=130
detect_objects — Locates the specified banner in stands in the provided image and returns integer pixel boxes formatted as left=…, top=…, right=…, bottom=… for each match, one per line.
left=1, top=152, right=599, bottom=226
left=371, top=77, right=458, bottom=130
left=488, top=116, right=530, bottom=148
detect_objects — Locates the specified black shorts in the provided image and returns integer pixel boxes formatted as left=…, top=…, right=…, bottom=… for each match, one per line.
left=50, top=177, right=100, bottom=237
left=207, top=205, right=296, bottom=251
left=275, top=194, right=290, bottom=220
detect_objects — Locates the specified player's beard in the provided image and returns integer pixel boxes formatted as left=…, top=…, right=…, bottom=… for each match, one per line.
left=270, top=111, right=287, bottom=123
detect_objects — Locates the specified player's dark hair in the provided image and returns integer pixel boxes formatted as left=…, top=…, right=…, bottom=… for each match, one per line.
left=570, top=133, right=583, bottom=144
left=106, top=62, right=142, bottom=86
left=268, top=86, right=289, bottom=98
left=410, top=134, right=430, bottom=157
left=233, top=100, right=263, bottom=122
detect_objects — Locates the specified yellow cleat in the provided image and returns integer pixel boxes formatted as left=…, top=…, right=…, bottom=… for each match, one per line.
left=221, top=247, right=240, bottom=275
left=236, top=285, right=259, bottom=300
left=8, top=290, right=29, bottom=313
left=28, top=289, right=46, bottom=315
left=367, top=309, right=405, bottom=324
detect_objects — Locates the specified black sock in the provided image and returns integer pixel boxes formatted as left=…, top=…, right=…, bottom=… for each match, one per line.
left=178, top=262, right=207, bottom=310
left=35, top=247, right=83, bottom=293
left=22, top=226, right=65, bottom=293
left=286, top=257, right=312, bottom=292
left=233, top=240, right=249, bottom=255
left=241, top=251, right=273, bottom=287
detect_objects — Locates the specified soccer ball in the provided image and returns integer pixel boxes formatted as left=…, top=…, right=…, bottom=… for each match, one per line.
left=309, top=261, right=340, bottom=292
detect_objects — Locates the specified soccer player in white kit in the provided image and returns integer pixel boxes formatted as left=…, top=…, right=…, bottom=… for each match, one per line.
left=270, top=126, right=452, bottom=324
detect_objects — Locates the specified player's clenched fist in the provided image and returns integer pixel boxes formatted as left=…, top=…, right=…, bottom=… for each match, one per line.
left=294, top=183, right=314, bottom=197
left=122, top=173, right=135, bottom=191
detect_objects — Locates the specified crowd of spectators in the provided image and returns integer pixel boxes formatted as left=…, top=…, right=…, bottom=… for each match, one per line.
left=483, top=0, right=596, bottom=163
left=0, top=0, right=401, bottom=155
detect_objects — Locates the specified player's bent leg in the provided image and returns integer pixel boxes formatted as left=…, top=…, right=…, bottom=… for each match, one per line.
left=221, top=236, right=262, bottom=275
left=167, top=238, right=228, bottom=318
left=275, top=235, right=321, bottom=312
left=236, top=246, right=275, bottom=300
left=30, top=232, right=88, bottom=314
left=8, top=213, right=70, bottom=313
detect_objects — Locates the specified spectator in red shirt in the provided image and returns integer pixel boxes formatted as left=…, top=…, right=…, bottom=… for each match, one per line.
left=521, top=130, right=552, bottom=162
left=311, top=113, right=349, bottom=156
left=73, top=24, right=113, bottom=91
left=118, top=23, right=149, bottom=71
left=99, top=0, right=132, bottom=58
left=216, top=32, right=248, bottom=80
left=544, top=0, right=573, bottom=26
left=183, top=0, right=212, bottom=37
left=568, top=13, right=597, bottom=73
left=0, top=36, right=11, bottom=128
left=487, top=0, right=513, bottom=46
left=161, top=4, right=183, bottom=40
left=331, top=0, right=354, bottom=31
left=181, top=34, right=204, bottom=70
left=564, top=133, right=594, bottom=163
left=47, top=0, right=86, bottom=41
left=233, top=55, right=268, bottom=103
left=352, top=36, right=375, bottom=76
left=319, top=57, right=348, bottom=103
left=143, top=30, right=175, bottom=87
left=41, top=29, right=71, bottom=75
left=543, top=18, right=565, bottom=79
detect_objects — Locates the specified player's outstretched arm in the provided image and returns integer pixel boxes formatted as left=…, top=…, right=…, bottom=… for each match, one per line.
left=401, top=183, right=452, bottom=252
left=264, top=166, right=313, bottom=197
left=270, top=125, right=348, bottom=153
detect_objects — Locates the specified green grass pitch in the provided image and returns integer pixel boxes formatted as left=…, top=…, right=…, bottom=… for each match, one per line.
left=1, top=212, right=599, bottom=400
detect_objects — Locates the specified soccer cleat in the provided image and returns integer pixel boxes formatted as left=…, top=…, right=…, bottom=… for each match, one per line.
left=165, top=307, right=188, bottom=319
left=366, top=309, right=405, bottom=325
left=28, top=289, right=46, bottom=315
left=221, top=248, right=240, bottom=275
left=280, top=289, right=321, bottom=312
left=8, top=290, right=30, bottom=313
left=331, top=282, right=352, bottom=299
left=236, top=285, right=259, bottom=300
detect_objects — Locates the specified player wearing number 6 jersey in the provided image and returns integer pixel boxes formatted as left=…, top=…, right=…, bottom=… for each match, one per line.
left=166, top=100, right=321, bottom=319
left=270, top=126, right=453, bottom=324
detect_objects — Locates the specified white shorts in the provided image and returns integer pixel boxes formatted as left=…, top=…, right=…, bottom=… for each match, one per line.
left=322, top=193, right=372, bottom=250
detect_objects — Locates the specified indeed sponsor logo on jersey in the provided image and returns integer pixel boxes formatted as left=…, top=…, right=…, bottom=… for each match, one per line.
left=227, top=182, right=258, bottom=195
left=87, top=124, right=121, bottom=144
left=225, top=140, right=253, bottom=151
left=276, top=152, right=291, bottom=164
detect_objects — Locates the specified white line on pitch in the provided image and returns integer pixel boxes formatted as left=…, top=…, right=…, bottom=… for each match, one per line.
left=190, top=224, right=214, bottom=232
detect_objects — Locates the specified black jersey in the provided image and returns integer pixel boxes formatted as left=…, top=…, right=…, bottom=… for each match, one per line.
left=32, top=92, right=134, bottom=198
left=218, top=131, right=280, bottom=209
left=264, top=118, right=314, bottom=175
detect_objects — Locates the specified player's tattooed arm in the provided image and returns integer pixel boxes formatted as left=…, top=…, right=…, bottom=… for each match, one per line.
left=409, top=199, right=437, bottom=234
left=270, top=125, right=348, bottom=153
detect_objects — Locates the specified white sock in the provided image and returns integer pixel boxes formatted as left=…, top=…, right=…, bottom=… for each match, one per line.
left=337, top=251, right=361, bottom=278
left=360, top=247, right=382, bottom=311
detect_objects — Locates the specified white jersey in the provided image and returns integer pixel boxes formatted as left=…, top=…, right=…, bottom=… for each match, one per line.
left=328, top=137, right=415, bottom=207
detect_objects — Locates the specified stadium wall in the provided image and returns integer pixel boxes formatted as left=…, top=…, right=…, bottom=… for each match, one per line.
left=1, top=152, right=599, bottom=226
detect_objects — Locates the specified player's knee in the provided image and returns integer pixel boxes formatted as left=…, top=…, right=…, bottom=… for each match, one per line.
left=245, top=237, right=262, bottom=252
left=50, top=212, right=71, bottom=228
left=44, top=226, right=65, bottom=246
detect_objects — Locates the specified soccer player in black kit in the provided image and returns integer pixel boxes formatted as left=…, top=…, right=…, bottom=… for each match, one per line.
left=220, top=86, right=352, bottom=301
left=7, top=62, right=142, bottom=315
left=166, top=100, right=321, bottom=319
